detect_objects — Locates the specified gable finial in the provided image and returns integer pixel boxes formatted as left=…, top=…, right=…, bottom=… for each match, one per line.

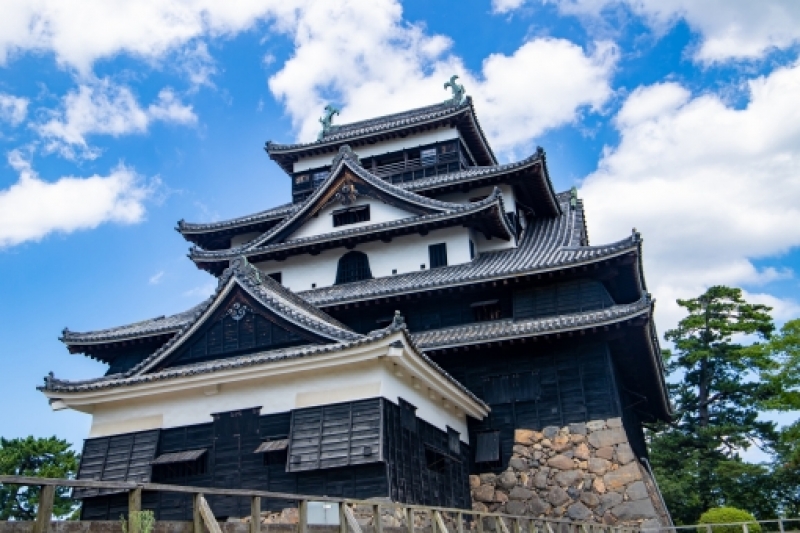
left=444, top=75, right=466, bottom=105
left=318, top=104, right=340, bottom=140
left=391, top=310, right=406, bottom=329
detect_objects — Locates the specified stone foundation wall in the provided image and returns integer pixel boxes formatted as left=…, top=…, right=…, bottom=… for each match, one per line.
left=469, top=418, right=669, bottom=529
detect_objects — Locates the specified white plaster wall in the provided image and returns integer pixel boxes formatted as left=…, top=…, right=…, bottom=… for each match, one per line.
left=435, top=184, right=517, bottom=214
left=231, top=231, right=262, bottom=247
left=294, top=127, right=459, bottom=172
left=289, top=199, right=417, bottom=240
left=87, top=359, right=468, bottom=439
left=253, top=225, right=473, bottom=292
left=470, top=227, right=516, bottom=254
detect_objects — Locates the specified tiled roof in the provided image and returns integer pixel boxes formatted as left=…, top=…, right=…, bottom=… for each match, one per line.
left=62, top=191, right=638, bottom=345
left=176, top=202, right=296, bottom=234
left=61, top=304, right=205, bottom=345
left=190, top=188, right=512, bottom=262
left=403, top=151, right=542, bottom=192
left=299, top=192, right=638, bottom=307
left=127, top=256, right=361, bottom=377
left=41, top=325, right=490, bottom=411
left=412, top=297, right=652, bottom=350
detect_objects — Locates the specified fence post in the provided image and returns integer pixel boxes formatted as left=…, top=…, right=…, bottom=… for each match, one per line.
left=32, top=485, right=55, bottom=533
left=251, top=496, right=261, bottom=533
left=374, top=504, right=383, bottom=533
left=742, top=524, right=749, bottom=533
left=778, top=519, right=785, bottom=533
left=341, top=503, right=348, bottom=533
left=406, top=507, right=414, bottom=533
left=298, top=500, right=308, bottom=533
left=193, top=493, right=204, bottom=533
left=477, top=514, right=484, bottom=533
left=128, top=488, right=143, bottom=533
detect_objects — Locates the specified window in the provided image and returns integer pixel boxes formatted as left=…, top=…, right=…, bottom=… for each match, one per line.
left=471, top=299, right=501, bottom=321
left=333, top=205, right=370, bottom=227
left=439, top=142, right=457, bottom=154
left=335, top=251, right=373, bottom=284
left=295, top=174, right=309, bottom=184
left=425, top=447, right=448, bottom=474
left=151, top=449, right=208, bottom=480
left=475, top=431, right=500, bottom=464
left=312, top=170, right=328, bottom=183
left=255, top=438, right=289, bottom=467
left=429, top=243, right=448, bottom=268
left=267, top=272, right=282, bottom=284
left=420, top=148, right=437, bottom=166
left=447, top=427, right=461, bottom=455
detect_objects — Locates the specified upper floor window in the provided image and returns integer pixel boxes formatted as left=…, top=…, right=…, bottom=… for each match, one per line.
left=420, top=148, right=437, bottom=166
left=471, top=299, right=502, bottom=322
left=333, top=205, right=370, bottom=227
left=429, top=243, right=448, bottom=268
left=312, top=170, right=328, bottom=183
left=335, top=251, right=373, bottom=284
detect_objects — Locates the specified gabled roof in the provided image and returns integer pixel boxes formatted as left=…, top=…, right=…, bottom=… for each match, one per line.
left=188, top=146, right=514, bottom=271
left=266, top=98, right=497, bottom=174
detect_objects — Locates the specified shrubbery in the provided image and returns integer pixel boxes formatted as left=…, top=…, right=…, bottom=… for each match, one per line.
left=697, top=508, right=761, bottom=533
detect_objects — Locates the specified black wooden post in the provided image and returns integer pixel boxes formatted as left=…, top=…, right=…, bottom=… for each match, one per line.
left=32, top=485, right=55, bottom=533
left=250, top=496, right=261, bottom=533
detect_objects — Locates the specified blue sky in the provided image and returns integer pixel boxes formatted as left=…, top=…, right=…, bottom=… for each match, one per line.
left=1, top=0, right=799, bottom=452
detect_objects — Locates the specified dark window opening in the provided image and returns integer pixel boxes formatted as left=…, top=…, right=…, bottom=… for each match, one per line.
left=312, top=171, right=328, bottom=183
left=429, top=243, right=448, bottom=268
left=335, top=251, right=373, bottom=284
left=475, top=431, right=501, bottom=465
left=333, top=205, right=370, bottom=227
left=425, top=447, right=448, bottom=474
left=447, top=427, right=461, bottom=455
left=399, top=398, right=418, bottom=433
left=471, top=299, right=501, bottom=322
left=263, top=449, right=288, bottom=467
left=267, top=272, right=282, bottom=284
left=295, top=174, right=309, bottom=184
left=469, top=240, right=476, bottom=259
left=152, top=453, right=207, bottom=481
left=439, top=142, right=457, bottom=154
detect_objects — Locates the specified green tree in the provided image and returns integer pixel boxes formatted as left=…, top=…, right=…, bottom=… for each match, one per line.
left=649, top=286, right=777, bottom=524
left=0, top=436, right=80, bottom=520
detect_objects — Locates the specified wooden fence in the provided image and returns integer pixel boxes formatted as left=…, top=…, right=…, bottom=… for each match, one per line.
left=0, top=476, right=642, bottom=533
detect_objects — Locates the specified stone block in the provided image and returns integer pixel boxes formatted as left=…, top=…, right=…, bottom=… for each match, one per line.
left=528, top=495, right=550, bottom=516
left=533, top=472, right=549, bottom=489
left=509, top=457, right=528, bottom=471
left=509, top=486, right=534, bottom=500
left=606, top=417, right=623, bottom=428
left=588, top=428, right=628, bottom=449
left=473, top=502, right=489, bottom=513
left=480, top=473, right=497, bottom=485
left=593, top=477, right=606, bottom=494
left=495, top=491, right=509, bottom=504
left=568, top=422, right=587, bottom=435
left=541, top=438, right=552, bottom=448
left=574, top=443, right=590, bottom=460
left=598, top=492, right=623, bottom=515
left=552, top=435, right=572, bottom=452
left=470, top=475, right=481, bottom=489
left=625, top=481, right=648, bottom=501
left=547, top=487, right=570, bottom=507
left=586, top=420, right=606, bottom=431
left=596, top=447, right=614, bottom=460
left=611, top=499, right=657, bottom=521
left=515, top=429, right=539, bottom=445
left=566, top=502, right=592, bottom=521
left=555, top=469, right=583, bottom=487
left=616, top=443, right=635, bottom=465
left=580, top=492, right=600, bottom=508
left=473, top=484, right=496, bottom=502
left=571, top=434, right=587, bottom=443
left=547, top=454, right=574, bottom=470
left=543, top=426, right=560, bottom=439
left=588, top=457, right=611, bottom=475
left=498, top=471, right=517, bottom=489
left=506, top=500, right=527, bottom=516
left=603, top=462, right=642, bottom=491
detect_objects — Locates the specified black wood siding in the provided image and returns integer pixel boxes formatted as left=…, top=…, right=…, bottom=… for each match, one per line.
left=513, top=279, right=613, bottom=319
left=80, top=397, right=468, bottom=520
left=434, top=341, right=621, bottom=473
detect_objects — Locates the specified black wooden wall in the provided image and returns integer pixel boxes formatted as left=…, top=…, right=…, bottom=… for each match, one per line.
left=79, top=398, right=470, bottom=520
left=433, top=341, right=623, bottom=473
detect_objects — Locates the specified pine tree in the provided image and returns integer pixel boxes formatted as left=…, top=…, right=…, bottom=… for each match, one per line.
left=0, top=436, right=80, bottom=520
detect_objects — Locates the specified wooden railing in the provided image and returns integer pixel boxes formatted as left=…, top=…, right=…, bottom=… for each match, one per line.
left=0, top=476, right=642, bottom=533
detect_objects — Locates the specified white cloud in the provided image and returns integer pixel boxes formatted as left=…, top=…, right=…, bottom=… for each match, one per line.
left=579, top=62, right=800, bottom=331
left=502, top=0, right=800, bottom=63
left=0, top=150, right=156, bottom=248
left=35, top=79, right=196, bottom=159
left=0, top=93, right=28, bottom=125
left=149, top=271, right=165, bottom=284
left=267, top=1, right=617, bottom=156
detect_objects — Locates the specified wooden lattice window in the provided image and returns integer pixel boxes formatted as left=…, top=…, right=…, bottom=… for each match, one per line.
left=335, top=251, right=373, bottom=284
left=333, top=205, right=370, bottom=227
left=471, top=299, right=501, bottom=322
left=428, top=243, right=448, bottom=268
